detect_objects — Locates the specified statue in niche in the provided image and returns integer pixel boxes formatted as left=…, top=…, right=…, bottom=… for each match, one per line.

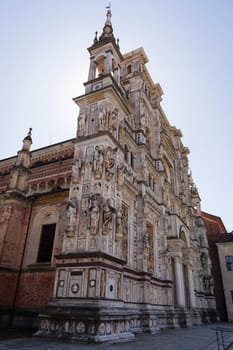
left=66, top=197, right=78, bottom=226
left=201, top=252, right=208, bottom=267
left=117, top=163, right=125, bottom=190
left=202, top=272, right=212, bottom=290
left=65, top=197, right=79, bottom=237
left=93, top=145, right=104, bottom=179
left=115, top=207, right=123, bottom=241
left=89, top=195, right=100, bottom=235
left=72, top=155, right=82, bottom=183
left=142, top=160, right=149, bottom=184
left=105, top=147, right=115, bottom=181
left=103, top=199, right=115, bottom=235
left=140, top=100, right=148, bottom=128
left=143, top=230, right=153, bottom=272
left=109, top=107, right=118, bottom=135
left=98, top=104, right=107, bottom=130
left=78, top=112, right=87, bottom=135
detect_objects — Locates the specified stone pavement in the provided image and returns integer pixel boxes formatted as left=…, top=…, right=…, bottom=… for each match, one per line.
left=0, top=323, right=233, bottom=350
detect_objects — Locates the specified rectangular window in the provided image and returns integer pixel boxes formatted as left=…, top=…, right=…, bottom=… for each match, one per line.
left=225, top=256, right=233, bottom=271
left=231, top=291, right=233, bottom=304
left=37, top=223, right=56, bottom=263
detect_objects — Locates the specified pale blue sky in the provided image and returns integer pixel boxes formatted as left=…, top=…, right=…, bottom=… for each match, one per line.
left=0, top=0, right=232, bottom=230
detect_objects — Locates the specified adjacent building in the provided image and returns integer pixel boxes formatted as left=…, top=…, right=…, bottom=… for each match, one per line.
left=0, top=9, right=217, bottom=342
left=201, top=212, right=228, bottom=321
left=216, top=233, right=233, bottom=322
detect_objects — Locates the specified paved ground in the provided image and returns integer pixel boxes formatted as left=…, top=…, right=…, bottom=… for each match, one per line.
left=0, top=323, right=233, bottom=350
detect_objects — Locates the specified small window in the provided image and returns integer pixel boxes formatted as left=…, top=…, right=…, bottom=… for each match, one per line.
left=231, top=291, right=233, bottom=304
left=225, top=256, right=233, bottom=271
left=37, top=224, right=56, bottom=263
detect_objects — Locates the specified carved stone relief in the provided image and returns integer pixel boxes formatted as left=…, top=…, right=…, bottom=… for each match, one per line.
left=72, top=151, right=83, bottom=184
left=117, top=163, right=124, bottom=190
left=88, top=194, right=101, bottom=235
left=103, top=198, right=115, bottom=236
left=93, top=145, right=104, bottom=179
left=77, top=109, right=87, bottom=136
left=105, top=146, right=116, bottom=181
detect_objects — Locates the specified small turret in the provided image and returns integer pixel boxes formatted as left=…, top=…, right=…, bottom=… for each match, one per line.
left=22, top=127, right=33, bottom=151
left=8, top=128, right=33, bottom=193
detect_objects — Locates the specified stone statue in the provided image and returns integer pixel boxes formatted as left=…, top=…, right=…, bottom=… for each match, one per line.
left=89, top=195, right=100, bottom=235
left=143, top=230, right=153, bottom=272
left=103, top=199, right=115, bottom=235
left=105, top=147, right=115, bottom=181
left=78, top=112, right=87, bottom=134
left=109, top=108, right=118, bottom=135
left=200, top=252, right=208, bottom=267
left=98, top=105, right=107, bottom=130
left=117, top=164, right=124, bottom=190
left=140, top=100, right=147, bottom=128
left=93, top=145, right=104, bottom=179
left=72, top=156, right=82, bottom=183
left=115, top=207, right=124, bottom=242
left=66, top=197, right=78, bottom=226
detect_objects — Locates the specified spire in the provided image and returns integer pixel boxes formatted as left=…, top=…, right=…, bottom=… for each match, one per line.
left=98, top=5, right=114, bottom=42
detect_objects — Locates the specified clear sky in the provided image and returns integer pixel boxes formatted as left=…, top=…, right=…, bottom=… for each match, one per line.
left=0, top=0, right=232, bottom=231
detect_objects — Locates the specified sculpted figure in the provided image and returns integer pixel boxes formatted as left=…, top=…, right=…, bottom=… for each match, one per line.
left=93, top=145, right=104, bottom=179
left=66, top=197, right=78, bottom=226
left=140, top=100, right=148, bottom=128
left=72, top=156, right=82, bottom=182
left=201, top=252, right=208, bottom=267
left=98, top=105, right=107, bottom=130
left=105, top=147, right=115, bottom=181
left=103, top=199, right=115, bottom=235
left=109, top=108, right=118, bottom=134
left=115, top=207, right=123, bottom=241
left=117, top=163, right=124, bottom=190
left=78, top=112, right=87, bottom=134
left=89, top=195, right=100, bottom=235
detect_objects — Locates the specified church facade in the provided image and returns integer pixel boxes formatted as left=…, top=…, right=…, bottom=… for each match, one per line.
left=0, top=10, right=217, bottom=342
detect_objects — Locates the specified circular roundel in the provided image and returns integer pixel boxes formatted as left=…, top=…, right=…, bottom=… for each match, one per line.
left=76, top=321, right=86, bottom=334
left=71, top=283, right=79, bottom=294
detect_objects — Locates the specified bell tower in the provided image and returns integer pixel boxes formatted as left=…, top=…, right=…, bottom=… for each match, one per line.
left=86, top=8, right=122, bottom=90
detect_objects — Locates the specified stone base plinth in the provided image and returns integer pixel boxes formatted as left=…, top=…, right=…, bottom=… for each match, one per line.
left=35, top=299, right=218, bottom=343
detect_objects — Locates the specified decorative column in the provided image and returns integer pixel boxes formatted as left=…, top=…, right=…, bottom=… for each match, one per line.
left=104, top=50, right=112, bottom=74
left=173, top=255, right=185, bottom=307
left=187, top=265, right=196, bottom=308
left=113, top=66, right=120, bottom=84
left=88, top=56, right=96, bottom=81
